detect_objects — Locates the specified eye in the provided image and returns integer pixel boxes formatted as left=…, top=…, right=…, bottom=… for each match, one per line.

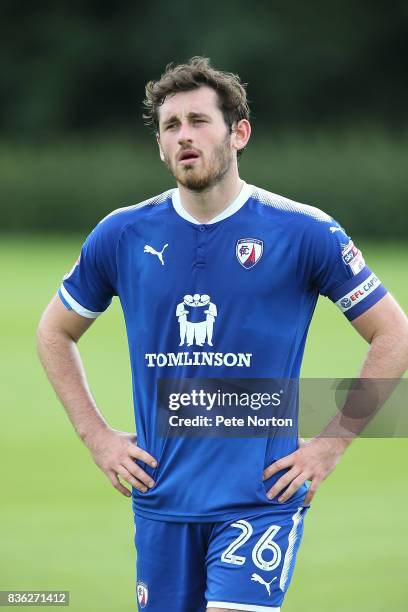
left=165, top=123, right=177, bottom=130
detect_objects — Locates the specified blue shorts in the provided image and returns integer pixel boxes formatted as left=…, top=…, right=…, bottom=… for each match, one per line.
left=134, top=504, right=309, bottom=611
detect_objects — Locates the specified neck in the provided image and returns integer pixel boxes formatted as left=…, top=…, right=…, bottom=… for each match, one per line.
left=177, top=166, right=244, bottom=224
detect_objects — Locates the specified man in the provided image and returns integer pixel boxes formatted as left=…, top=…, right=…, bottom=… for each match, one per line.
left=37, top=57, right=408, bottom=611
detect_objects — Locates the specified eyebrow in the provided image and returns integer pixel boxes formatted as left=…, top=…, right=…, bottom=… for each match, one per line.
left=161, top=112, right=212, bottom=127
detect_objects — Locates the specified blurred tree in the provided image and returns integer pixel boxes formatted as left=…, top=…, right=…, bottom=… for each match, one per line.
left=0, top=0, right=407, bottom=138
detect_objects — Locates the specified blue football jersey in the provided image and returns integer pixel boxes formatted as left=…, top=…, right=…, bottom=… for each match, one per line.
left=58, top=183, right=387, bottom=522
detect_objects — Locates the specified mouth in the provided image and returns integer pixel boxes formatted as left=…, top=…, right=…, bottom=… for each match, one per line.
left=177, top=149, right=201, bottom=165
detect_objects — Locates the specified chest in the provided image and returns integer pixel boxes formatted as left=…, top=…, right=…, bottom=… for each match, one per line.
left=116, top=220, right=307, bottom=340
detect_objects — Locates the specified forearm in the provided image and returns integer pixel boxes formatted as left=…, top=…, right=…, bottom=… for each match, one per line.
left=36, top=327, right=110, bottom=445
left=358, top=328, right=408, bottom=378
left=320, top=329, right=408, bottom=447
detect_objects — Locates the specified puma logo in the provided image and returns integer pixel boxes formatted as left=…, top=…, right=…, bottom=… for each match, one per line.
left=144, top=243, right=168, bottom=266
left=251, top=573, right=277, bottom=596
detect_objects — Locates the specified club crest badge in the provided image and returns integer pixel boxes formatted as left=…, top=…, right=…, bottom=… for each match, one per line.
left=137, top=581, right=149, bottom=608
left=236, top=238, right=263, bottom=269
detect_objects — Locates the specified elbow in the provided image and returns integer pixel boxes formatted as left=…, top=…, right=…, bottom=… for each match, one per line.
left=374, top=320, right=408, bottom=371
left=36, top=319, right=54, bottom=356
left=36, top=312, right=52, bottom=348
left=36, top=314, right=69, bottom=352
left=393, top=317, right=408, bottom=356
left=36, top=316, right=47, bottom=348
left=399, top=324, right=408, bottom=369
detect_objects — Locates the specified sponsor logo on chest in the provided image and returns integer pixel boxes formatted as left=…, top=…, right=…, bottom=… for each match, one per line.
left=144, top=292, right=252, bottom=368
left=143, top=237, right=265, bottom=368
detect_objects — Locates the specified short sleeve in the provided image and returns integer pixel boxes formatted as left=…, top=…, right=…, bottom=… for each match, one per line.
left=58, top=218, right=118, bottom=319
left=298, top=217, right=388, bottom=321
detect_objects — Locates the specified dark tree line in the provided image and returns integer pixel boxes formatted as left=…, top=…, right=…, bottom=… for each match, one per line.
left=1, top=0, right=407, bottom=138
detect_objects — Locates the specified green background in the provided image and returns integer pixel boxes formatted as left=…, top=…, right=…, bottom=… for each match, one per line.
left=1, top=0, right=407, bottom=237
left=1, top=1, right=407, bottom=609
left=2, top=131, right=408, bottom=237
left=1, top=239, right=406, bottom=611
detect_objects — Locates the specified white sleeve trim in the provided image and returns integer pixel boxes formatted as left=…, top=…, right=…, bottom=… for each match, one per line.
left=207, top=603, right=280, bottom=611
left=59, top=284, right=102, bottom=319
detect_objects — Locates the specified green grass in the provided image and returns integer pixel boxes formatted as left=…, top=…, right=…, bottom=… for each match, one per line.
left=0, top=237, right=407, bottom=611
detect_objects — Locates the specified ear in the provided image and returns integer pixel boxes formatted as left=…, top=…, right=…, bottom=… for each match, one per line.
left=156, top=133, right=165, bottom=162
left=231, top=119, right=251, bottom=155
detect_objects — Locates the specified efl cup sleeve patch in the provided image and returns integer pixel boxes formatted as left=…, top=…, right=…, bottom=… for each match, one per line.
left=300, top=216, right=387, bottom=321
left=328, top=266, right=388, bottom=321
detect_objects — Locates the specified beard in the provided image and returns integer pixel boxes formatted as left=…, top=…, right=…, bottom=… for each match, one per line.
left=163, top=133, right=233, bottom=192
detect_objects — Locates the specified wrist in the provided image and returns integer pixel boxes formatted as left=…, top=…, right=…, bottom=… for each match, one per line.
left=79, top=420, right=112, bottom=449
left=316, top=434, right=353, bottom=454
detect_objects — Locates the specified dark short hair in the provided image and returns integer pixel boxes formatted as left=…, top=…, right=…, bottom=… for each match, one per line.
left=143, top=56, right=250, bottom=156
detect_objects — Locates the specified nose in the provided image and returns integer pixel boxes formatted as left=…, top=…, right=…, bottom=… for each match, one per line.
left=177, top=121, right=194, bottom=144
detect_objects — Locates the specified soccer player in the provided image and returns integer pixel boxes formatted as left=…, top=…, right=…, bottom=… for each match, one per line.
left=37, top=57, right=408, bottom=612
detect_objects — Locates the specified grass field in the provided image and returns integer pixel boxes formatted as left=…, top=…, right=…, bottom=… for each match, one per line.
left=1, top=237, right=407, bottom=611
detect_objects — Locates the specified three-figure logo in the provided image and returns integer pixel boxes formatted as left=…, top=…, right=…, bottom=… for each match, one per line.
left=137, top=581, right=149, bottom=608
left=145, top=291, right=252, bottom=367
left=236, top=238, right=263, bottom=269
left=176, top=294, right=217, bottom=347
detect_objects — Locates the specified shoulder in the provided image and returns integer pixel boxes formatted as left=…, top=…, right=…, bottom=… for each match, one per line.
left=86, top=189, right=175, bottom=247
left=249, top=185, right=333, bottom=226
left=80, top=188, right=174, bottom=254
left=248, top=185, right=353, bottom=257
left=100, top=188, right=175, bottom=229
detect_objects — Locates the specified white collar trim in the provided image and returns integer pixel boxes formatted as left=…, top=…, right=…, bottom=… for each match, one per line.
left=172, top=182, right=253, bottom=225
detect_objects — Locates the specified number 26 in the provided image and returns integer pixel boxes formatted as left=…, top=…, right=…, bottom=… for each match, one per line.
left=221, top=519, right=282, bottom=571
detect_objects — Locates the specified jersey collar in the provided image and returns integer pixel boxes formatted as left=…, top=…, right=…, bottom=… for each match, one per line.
left=172, top=182, right=253, bottom=225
